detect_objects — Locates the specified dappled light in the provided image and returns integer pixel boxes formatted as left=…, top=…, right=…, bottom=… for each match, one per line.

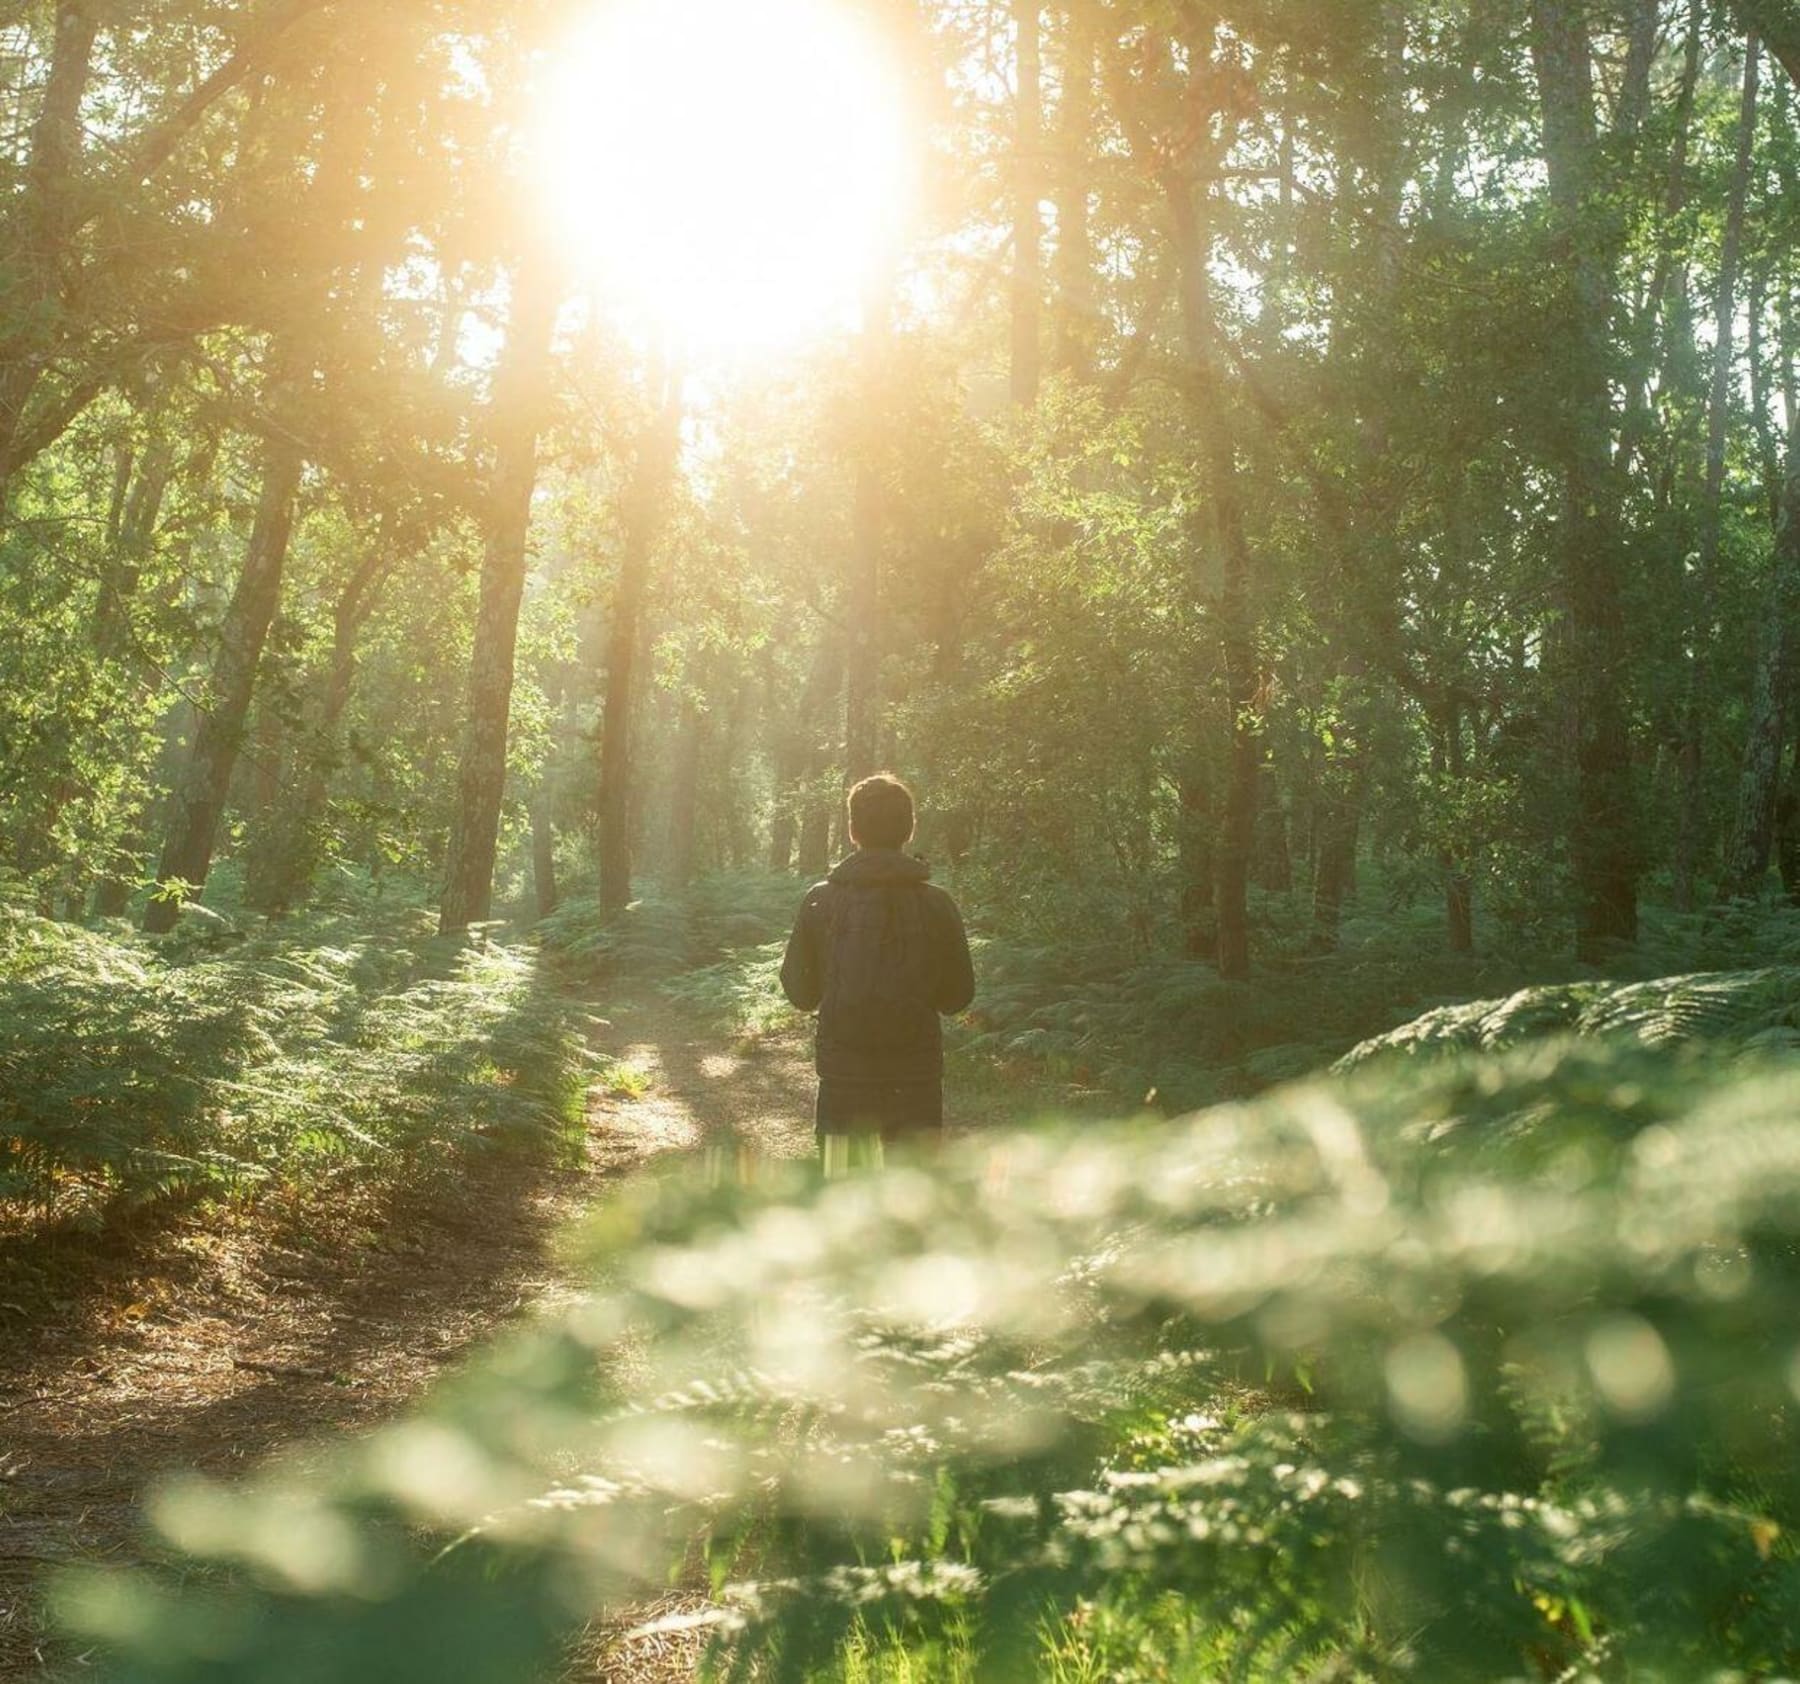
left=5, top=0, right=1800, bottom=1678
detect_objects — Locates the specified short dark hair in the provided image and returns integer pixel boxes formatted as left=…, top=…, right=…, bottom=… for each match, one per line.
left=847, top=773, right=915, bottom=850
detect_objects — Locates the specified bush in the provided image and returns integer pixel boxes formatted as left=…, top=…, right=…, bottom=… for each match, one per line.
left=59, top=1033, right=1800, bottom=1681
left=1341, top=964, right=1800, bottom=1068
left=0, top=905, right=593, bottom=1222
left=536, top=871, right=801, bottom=984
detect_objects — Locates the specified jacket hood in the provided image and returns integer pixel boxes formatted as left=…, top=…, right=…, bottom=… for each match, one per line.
left=828, top=849, right=932, bottom=887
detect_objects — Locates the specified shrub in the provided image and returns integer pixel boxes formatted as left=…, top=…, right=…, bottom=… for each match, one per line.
left=59, top=1034, right=1800, bottom=1681
left=1341, top=964, right=1800, bottom=1068
left=0, top=906, right=592, bottom=1222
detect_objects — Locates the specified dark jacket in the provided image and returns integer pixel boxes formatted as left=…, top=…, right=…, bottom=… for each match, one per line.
left=780, top=850, right=975, bottom=1082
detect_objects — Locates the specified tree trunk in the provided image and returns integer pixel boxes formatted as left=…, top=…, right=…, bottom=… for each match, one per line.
left=1255, top=774, right=1293, bottom=894
left=142, top=437, right=303, bottom=931
left=1310, top=763, right=1366, bottom=956
left=530, top=790, right=559, bottom=921
left=93, top=435, right=176, bottom=659
left=1168, top=178, right=1259, bottom=982
left=768, top=806, right=797, bottom=874
left=438, top=260, right=560, bottom=935
left=1723, top=435, right=1800, bottom=900
left=1780, top=738, right=1800, bottom=903
left=1438, top=698, right=1475, bottom=953
left=1176, top=769, right=1216, bottom=959
left=1731, top=0, right=1800, bottom=88
left=666, top=690, right=704, bottom=891
left=844, top=271, right=891, bottom=788
left=243, top=543, right=393, bottom=914
left=798, top=806, right=833, bottom=879
left=0, top=1, right=99, bottom=512
left=1675, top=36, right=1762, bottom=907
left=1011, top=0, right=1042, bottom=406
left=597, top=361, right=683, bottom=918
left=1750, top=268, right=1784, bottom=526
left=1618, top=0, right=1703, bottom=479
left=1053, top=1, right=1097, bottom=379
left=1530, top=0, right=1639, bottom=959
left=795, top=634, right=845, bottom=878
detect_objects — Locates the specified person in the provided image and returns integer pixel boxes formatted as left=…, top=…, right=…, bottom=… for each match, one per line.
left=780, top=773, right=975, bottom=1164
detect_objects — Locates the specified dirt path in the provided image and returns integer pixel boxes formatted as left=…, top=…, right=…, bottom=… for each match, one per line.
left=0, top=1001, right=815, bottom=1680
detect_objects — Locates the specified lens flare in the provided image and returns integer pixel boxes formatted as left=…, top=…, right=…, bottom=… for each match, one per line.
left=540, top=0, right=912, bottom=357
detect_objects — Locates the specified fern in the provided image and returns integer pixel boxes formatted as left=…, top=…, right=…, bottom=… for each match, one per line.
left=60, top=1035, right=1800, bottom=1682
left=0, top=905, right=592, bottom=1221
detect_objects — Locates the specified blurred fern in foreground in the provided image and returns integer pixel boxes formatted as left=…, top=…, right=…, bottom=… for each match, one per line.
left=61, top=1034, right=1800, bottom=1681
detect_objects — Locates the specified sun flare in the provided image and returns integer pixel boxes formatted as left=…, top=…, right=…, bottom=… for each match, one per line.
left=541, top=0, right=912, bottom=357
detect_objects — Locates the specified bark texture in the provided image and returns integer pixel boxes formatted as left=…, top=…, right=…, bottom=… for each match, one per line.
left=1674, top=36, right=1761, bottom=906
left=143, top=438, right=303, bottom=930
left=596, top=365, right=683, bottom=917
left=1530, top=0, right=1640, bottom=958
left=438, top=262, right=559, bottom=935
left=1011, top=0, right=1042, bottom=406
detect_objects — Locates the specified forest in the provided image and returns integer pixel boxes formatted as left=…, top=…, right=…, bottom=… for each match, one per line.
left=6, top=0, right=1800, bottom=1678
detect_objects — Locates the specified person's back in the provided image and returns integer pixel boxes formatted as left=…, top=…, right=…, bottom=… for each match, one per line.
left=780, top=774, right=974, bottom=1152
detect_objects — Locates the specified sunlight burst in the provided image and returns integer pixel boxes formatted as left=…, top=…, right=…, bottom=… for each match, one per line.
left=541, top=0, right=912, bottom=357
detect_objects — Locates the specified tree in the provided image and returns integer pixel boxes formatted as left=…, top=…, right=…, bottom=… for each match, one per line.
left=1528, top=0, right=1640, bottom=958
left=438, top=256, right=560, bottom=935
left=596, top=357, right=683, bottom=918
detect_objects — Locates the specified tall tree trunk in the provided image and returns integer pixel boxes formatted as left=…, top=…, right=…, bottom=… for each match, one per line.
left=530, top=791, right=559, bottom=921
left=798, top=805, right=833, bottom=879
left=1168, top=179, right=1259, bottom=982
left=796, top=635, right=845, bottom=878
left=1255, top=773, right=1293, bottom=894
left=768, top=806, right=797, bottom=874
left=1731, top=0, right=1800, bottom=87
left=1750, top=268, right=1784, bottom=526
left=1618, top=0, right=1703, bottom=479
left=1780, top=734, right=1800, bottom=903
left=0, top=1, right=99, bottom=512
left=666, top=690, right=704, bottom=891
left=1437, top=698, right=1475, bottom=952
left=1530, top=0, right=1639, bottom=958
left=1011, top=0, right=1042, bottom=406
left=597, top=361, right=683, bottom=918
left=1675, top=36, right=1762, bottom=907
left=1723, top=422, right=1800, bottom=900
left=844, top=270, right=892, bottom=787
left=142, top=436, right=303, bottom=931
left=1310, top=759, right=1366, bottom=956
left=93, top=435, right=176, bottom=659
left=1176, top=768, right=1216, bottom=959
left=438, top=261, right=560, bottom=934
left=243, top=542, right=393, bottom=913
left=1053, top=1, right=1097, bottom=379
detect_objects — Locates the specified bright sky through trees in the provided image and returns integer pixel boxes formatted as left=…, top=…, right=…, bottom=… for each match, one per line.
left=541, top=0, right=912, bottom=356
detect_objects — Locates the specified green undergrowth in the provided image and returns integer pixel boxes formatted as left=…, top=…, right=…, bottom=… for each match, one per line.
left=956, top=894, right=1800, bottom=1113
left=536, top=872, right=801, bottom=984
left=0, top=898, right=596, bottom=1226
left=552, top=872, right=1800, bottom=1118
left=58, top=1031, right=1800, bottom=1682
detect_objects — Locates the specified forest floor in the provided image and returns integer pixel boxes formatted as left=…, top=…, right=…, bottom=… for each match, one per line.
left=0, top=997, right=820, bottom=1682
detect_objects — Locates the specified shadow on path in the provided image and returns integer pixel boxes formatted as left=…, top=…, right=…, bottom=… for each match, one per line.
left=0, top=998, right=814, bottom=1680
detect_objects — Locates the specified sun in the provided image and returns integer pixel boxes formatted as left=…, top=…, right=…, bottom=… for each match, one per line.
left=540, top=0, right=913, bottom=358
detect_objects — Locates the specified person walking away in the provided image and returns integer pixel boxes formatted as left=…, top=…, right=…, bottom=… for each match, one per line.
left=780, top=774, right=975, bottom=1169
